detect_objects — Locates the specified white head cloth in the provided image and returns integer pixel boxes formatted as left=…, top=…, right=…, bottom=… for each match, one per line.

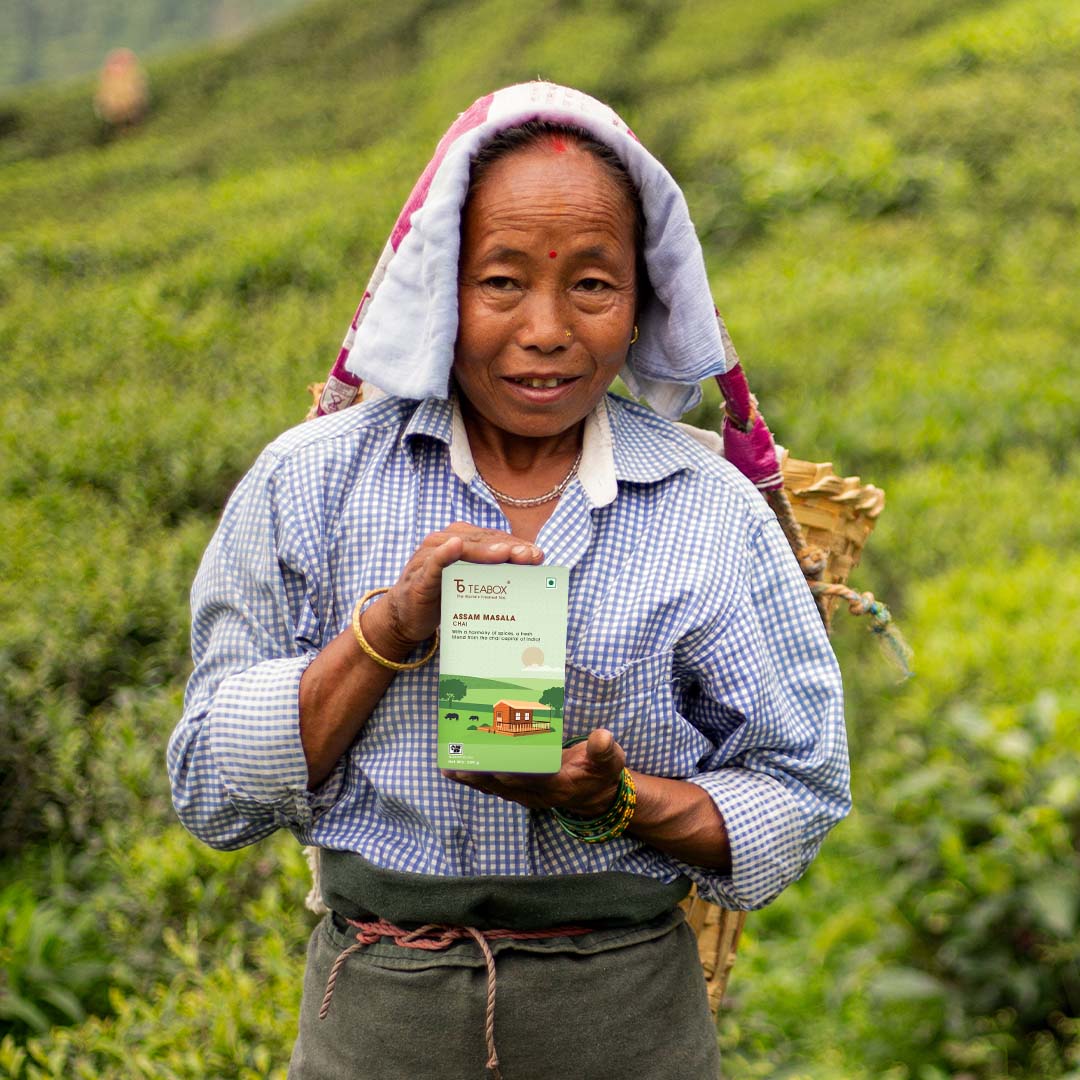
left=317, top=81, right=732, bottom=420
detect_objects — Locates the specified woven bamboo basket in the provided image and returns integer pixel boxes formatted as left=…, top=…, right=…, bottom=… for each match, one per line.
left=774, top=448, right=885, bottom=629
left=679, top=448, right=885, bottom=1015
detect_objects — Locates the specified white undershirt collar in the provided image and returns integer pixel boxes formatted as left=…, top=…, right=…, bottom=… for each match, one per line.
left=448, top=395, right=618, bottom=510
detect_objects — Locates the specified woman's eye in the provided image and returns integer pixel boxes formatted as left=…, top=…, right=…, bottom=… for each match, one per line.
left=483, top=276, right=518, bottom=291
left=576, top=278, right=610, bottom=293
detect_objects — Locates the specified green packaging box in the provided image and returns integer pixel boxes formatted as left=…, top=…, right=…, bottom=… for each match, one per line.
left=438, top=562, right=568, bottom=773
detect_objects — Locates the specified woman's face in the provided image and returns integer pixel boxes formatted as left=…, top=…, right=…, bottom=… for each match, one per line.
left=454, top=140, right=638, bottom=443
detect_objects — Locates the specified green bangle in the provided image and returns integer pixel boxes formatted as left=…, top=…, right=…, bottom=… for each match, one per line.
left=551, top=768, right=636, bottom=843
left=552, top=735, right=637, bottom=843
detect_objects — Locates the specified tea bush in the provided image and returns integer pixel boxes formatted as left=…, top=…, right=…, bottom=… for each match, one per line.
left=0, top=874, right=112, bottom=1036
left=0, top=834, right=312, bottom=1080
left=859, top=692, right=1080, bottom=1075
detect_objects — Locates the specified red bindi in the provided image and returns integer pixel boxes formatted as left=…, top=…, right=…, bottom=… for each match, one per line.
left=548, top=250, right=558, bottom=259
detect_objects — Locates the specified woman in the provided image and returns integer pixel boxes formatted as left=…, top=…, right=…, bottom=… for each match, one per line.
left=169, top=83, right=849, bottom=1079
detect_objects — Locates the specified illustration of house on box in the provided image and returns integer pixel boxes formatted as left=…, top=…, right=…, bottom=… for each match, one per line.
left=486, top=699, right=554, bottom=737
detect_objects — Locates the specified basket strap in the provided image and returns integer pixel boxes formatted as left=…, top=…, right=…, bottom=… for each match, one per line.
left=712, top=315, right=784, bottom=493
left=710, top=318, right=829, bottom=617
left=713, top=315, right=753, bottom=429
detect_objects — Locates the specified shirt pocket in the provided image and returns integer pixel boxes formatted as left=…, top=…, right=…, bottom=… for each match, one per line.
left=563, top=651, right=714, bottom=778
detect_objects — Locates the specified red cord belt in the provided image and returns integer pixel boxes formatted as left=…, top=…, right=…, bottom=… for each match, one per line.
left=319, top=916, right=595, bottom=1079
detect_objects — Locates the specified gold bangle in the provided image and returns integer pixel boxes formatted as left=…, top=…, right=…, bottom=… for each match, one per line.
left=351, top=588, right=439, bottom=671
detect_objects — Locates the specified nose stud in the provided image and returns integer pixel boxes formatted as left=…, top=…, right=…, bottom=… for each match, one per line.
left=565, top=329, right=573, bottom=340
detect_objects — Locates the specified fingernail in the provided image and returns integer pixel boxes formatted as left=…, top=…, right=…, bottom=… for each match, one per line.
left=511, top=544, right=528, bottom=556
left=490, top=542, right=508, bottom=552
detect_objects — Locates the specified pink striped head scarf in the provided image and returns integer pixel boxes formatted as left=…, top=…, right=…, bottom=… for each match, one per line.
left=315, top=81, right=735, bottom=421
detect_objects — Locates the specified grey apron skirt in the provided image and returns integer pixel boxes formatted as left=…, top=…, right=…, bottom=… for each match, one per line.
left=288, top=851, right=721, bottom=1080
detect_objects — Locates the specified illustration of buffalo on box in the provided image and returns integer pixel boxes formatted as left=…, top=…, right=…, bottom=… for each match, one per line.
left=479, top=699, right=554, bottom=737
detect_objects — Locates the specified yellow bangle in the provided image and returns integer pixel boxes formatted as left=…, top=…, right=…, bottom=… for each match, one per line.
left=351, top=588, right=439, bottom=671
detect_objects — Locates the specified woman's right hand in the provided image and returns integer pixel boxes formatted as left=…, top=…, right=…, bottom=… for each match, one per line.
left=360, top=523, right=544, bottom=661
left=301, top=525, right=541, bottom=789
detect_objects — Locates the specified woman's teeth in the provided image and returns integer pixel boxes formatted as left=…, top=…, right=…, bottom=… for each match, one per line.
left=515, top=378, right=568, bottom=388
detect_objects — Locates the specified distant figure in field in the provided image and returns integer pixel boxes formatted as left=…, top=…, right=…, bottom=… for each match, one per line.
left=94, top=48, right=149, bottom=129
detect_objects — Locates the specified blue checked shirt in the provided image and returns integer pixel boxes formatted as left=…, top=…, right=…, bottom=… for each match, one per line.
left=168, top=393, right=849, bottom=910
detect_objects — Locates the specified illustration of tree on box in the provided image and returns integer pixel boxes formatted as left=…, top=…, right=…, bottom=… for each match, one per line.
left=441, top=678, right=467, bottom=706
left=539, top=686, right=563, bottom=717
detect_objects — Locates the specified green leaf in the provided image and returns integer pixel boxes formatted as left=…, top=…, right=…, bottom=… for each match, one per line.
left=0, top=990, right=51, bottom=1034
left=1027, top=872, right=1079, bottom=937
left=1043, top=773, right=1080, bottom=810
left=868, top=966, right=947, bottom=1004
left=38, top=984, right=87, bottom=1025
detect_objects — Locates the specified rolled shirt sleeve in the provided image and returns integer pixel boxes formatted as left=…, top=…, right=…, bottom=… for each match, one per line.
left=674, top=514, right=850, bottom=909
left=167, top=448, right=344, bottom=850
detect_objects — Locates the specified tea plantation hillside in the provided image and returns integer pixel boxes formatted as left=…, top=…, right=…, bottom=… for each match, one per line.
left=2, top=0, right=1079, bottom=1076
left=0, top=0, right=313, bottom=90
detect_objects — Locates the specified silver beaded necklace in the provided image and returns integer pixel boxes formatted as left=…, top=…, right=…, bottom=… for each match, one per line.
left=477, top=447, right=584, bottom=508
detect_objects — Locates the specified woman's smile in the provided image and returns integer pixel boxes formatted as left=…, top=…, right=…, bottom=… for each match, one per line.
left=507, top=376, right=576, bottom=388
left=502, top=374, right=581, bottom=402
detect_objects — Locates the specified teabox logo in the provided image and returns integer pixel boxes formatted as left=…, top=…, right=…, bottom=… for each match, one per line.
left=453, top=578, right=510, bottom=598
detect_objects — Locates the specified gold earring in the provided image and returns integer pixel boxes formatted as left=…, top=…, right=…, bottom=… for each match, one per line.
left=629, top=325, right=639, bottom=345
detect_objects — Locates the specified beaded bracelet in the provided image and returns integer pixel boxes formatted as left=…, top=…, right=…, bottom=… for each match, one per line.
left=351, top=588, right=439, bottom=672
left=550, top=735, right=637, bottom=843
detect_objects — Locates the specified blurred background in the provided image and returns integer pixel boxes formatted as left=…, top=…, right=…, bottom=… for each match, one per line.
left=2, top=1, right=1079, bottom=1077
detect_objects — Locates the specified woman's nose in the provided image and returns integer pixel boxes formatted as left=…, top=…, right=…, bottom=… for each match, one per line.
left=518, top=289, right=571, bottom=353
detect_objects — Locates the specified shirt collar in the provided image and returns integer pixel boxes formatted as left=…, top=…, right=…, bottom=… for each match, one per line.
left=402, top=393, right=690, bottom=508
left=402, top=394, right=455, bottom=450
left=605, top=395, right=697, bottom=488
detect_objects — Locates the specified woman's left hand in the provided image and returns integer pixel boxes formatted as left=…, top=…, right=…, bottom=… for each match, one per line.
left=442, top=728, right=624, bottom=816
left=445, top=728, right=733, bottom=871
